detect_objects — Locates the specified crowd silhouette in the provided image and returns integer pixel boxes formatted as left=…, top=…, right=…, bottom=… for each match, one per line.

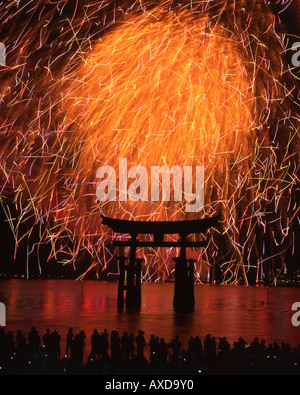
left=0, top=326, right=299, bottom=375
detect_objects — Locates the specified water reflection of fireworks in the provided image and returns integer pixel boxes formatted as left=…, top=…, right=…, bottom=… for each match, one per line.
left=0, top=1, right=299, bottom=284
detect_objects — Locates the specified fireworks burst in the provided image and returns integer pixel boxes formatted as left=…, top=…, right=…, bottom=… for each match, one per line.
left=0, top=0, right=299, bottom=284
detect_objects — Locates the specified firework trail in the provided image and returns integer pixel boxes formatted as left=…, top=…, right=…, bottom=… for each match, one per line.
left=0, top=0, right=299, bottom=283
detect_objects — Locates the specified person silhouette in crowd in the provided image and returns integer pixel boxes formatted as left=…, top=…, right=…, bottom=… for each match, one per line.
left=90, top=329, right=101, bottom=359
left=50, top=329, right=61, bottom=360
left=101, top=329, right=109, bottom=359
left=72, top=330, right=86, bottom=362
left=128, top=333, right=135, bottom=359
left=149, top=335, right=158, bottom=362
left=28, top=327, right=40, bottom=354
left=65, top=328, right=73, bottom=357
left=110, top=330, right=121, bottom=359
left=136, top=330, right=145, bottom=358
left=121, top=331, right=130, bottom=359
left=171, top=335, right=181, bottom=360
left=43, top=329, right=51, bottom=350
left=158, top=338, right=169, bottom=363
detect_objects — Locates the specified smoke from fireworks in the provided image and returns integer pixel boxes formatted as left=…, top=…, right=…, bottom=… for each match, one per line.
left=0, top=0, right=299, bottom=283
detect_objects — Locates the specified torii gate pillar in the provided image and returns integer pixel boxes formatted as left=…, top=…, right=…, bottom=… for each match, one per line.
left=173, top=236, right=196, bottom=312
left=117, top=235, right=143, bottom=312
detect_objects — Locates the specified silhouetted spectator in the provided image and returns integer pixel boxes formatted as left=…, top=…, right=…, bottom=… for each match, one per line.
left=43, top=329, right=51, bottom=349
left=194, top=335, right=202, bottom=357
left=203, top=333, right=217, bottom=361
left=218, top=336, right=230, bottom=360
left=150, top=335, right=159, bottom=362
left=28, top=326, right=40, bottom=354
left=260, top=339, right=267, bottom=355
left=72, top=330, right=86, bottom=362
left=250, top=337, right=260, bottom=353
left=110, top=331, right=121, bottom=359
left=171, top=335, right=181, bottom=359
left=136, top=330, right=145, bottom=357
left=121, top=331, right=130, bottom=359
left=158, top=338, right=169, bottom=362
left=128, top=333, right=135, bottom=358
left=90, top=329, right=101, bottom=359
left=204, top=334, right=211, bottom=355
left=101, top=329, right=109, bottom=358
left=65, top=328, right=73, bottom=357
left=50, top=329, right=61, bottom=360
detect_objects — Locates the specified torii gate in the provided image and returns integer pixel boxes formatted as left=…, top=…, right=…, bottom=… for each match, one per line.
left=101, top=215, right=220, bottom=312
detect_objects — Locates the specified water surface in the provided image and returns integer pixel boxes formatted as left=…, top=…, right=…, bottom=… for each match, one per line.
left=1, top=279, right=299, bottom=355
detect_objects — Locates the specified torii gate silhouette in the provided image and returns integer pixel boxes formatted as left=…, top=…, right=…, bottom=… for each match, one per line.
left=101, top=215, right=220, bottom=312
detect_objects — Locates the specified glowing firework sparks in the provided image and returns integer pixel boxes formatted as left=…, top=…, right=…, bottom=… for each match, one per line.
left=0, top=0, right=299, bottom=284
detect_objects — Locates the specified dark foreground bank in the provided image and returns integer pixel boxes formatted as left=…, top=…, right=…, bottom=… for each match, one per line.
left=0, top=326, right=299, bottom=375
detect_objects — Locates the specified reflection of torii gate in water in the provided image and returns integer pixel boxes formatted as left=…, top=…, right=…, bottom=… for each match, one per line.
left=101, top=215, right=220, bottom=312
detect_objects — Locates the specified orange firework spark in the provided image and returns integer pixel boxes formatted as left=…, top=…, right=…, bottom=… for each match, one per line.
left=0, top=0, right=299, bottom=284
